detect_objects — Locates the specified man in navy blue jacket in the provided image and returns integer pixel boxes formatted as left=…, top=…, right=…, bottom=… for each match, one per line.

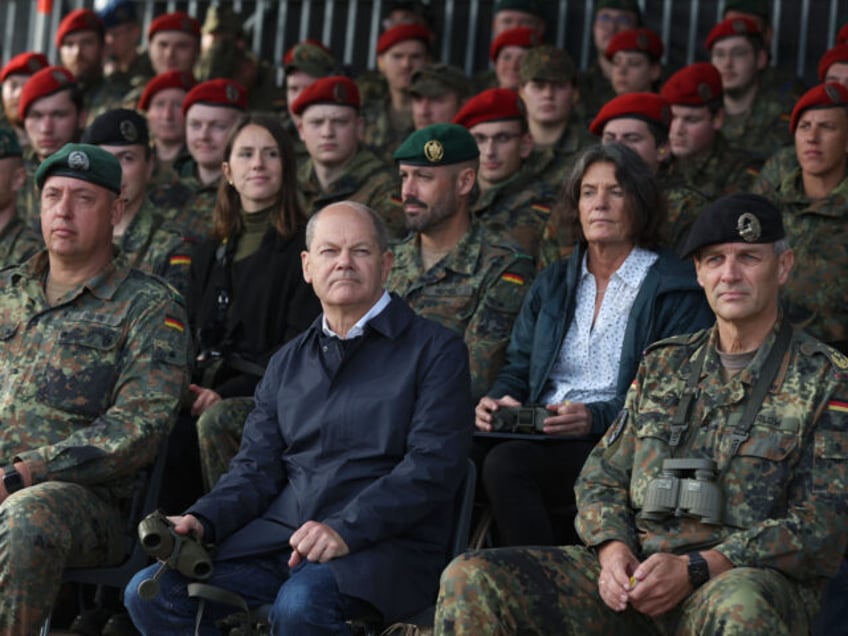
left=125, top=200, right=473, bottom=634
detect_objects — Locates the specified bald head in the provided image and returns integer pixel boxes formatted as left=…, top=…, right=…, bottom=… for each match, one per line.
left=306, top=201, right=389, bottom=253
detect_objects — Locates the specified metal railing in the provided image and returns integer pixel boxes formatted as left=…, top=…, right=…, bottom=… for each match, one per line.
left=2, top=1, right=842, bottom=87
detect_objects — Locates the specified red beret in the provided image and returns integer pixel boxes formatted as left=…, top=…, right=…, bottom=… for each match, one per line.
left=490, top=27, right=540, bottom=62
left=453, top=88, right=525, bottom=129
left=376, top=24, right=432, bottom=55
left=818, top=44, right=848, bottom=82
left=0, top=52, right=49, bottom=83
left=55, top=9, right=104, bottom=48
left=139, top=71, right=196, bottom=111
left=605, top=27, right=664, bottom=61
left=790, top=82, right=848, bottom=133
left=18, top=66, right=77, bottom=120
left=290, top=76, right=360, bottom=116
left=148, top=11, right=201, bottom=41
left=705, top=16, right=763, bottom=50
left=838, top=23, right=848, bottom=45
left=589, top=92, right=670, bottom=136
left=660, top=62, right=723, bottom=105
left=182, top=79, right=247, bottom=115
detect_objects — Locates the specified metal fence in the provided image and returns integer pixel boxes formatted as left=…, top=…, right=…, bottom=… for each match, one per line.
left=2, top=1, right=843, bottom=86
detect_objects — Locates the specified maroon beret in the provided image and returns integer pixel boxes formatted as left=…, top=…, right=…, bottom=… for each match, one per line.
left=790, top=82, right=848, bottom=133
left=818, top=44, right=848, bottom=82
left=605, top=27, right=664, bottom=62
left=290, top=76, right=361, bottom=116
left=376, top=24, right=432, bottom=55
left=182, top=79, right=247, bottom=115
left=148, top=11, right=201, bottom=41
left=453, top=88, right=525, bottom=129
left=838, top=23, right=848, bottom=45
left=55, top=9, right=104, bottom=48
left=705, top=16, right=763, bottom=50
left=139, top=71, right=196, bottom=111
left=589, top=92, right=670, bottom=136
left=660, top=62, right=723, bottom=105
left=490, top=26, right=540, bottom=62
left=0, top=52, right=49, bottom=83
left=18, top=66, right=77, bottom=120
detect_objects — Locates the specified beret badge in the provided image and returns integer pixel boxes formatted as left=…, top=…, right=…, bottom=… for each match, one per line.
left=333, top=82, right=348, bottom=103
left=424, top=140, right=444, bottom=163
left=120, top=119, right=138, bottom=142
left=68, top=150, right=90, bottom=172
left=736, top=212, right=761, bottom=242
left=225, top=83, right=240, bottom=103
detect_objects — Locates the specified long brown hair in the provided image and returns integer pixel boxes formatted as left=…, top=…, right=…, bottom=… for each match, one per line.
left=211, top=114, right=305, bottom=240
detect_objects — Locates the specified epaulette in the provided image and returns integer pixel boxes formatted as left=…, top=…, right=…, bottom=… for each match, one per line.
left=800, top=339, right=848, bottom=372
left=644, top=328, right=709, bottom=354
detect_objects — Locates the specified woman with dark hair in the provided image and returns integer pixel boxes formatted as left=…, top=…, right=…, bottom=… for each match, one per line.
left=188, top=114, right=321, bottom=414
left=475, top=142, right=714, bottom=547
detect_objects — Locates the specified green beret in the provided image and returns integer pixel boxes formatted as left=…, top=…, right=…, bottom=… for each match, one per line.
left=202, top=6, right=244, bottom=36
left=35, top=143, right=122, bottom=195
left=0, top=127, right=22, bottom=159
left=723, top=0, right=770, bottom=20
left=493, top=0, right=544, bottom=18
left=679, top=193, right=785, bottom=258
left=394, top=123, right=480, bottom=166
left=410, top=64, right=469, bottom=98
left=595, top=0, right=642, bottom=17
left=520, top=45, right=576, bottom=84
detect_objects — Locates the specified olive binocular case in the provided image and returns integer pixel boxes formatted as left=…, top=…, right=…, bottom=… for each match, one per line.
left=137, top=510, right=214, bottom=600
left=641, top=458, right=724, bottom=525
left=490, top=405, right=551, bottom=434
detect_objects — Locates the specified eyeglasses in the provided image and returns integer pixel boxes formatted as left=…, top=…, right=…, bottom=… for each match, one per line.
left=595, top=13, right=637, bottom=28
left=472, top=132, right=521, bottom=146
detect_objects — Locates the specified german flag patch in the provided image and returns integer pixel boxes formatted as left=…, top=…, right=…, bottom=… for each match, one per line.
left=169, top=255, right=192, bottom=266
left=501, top=272, right=525, bottom=285
left=531, top=203, right=551, bottom=215
left=829, top=399, right=848, bottom=415
left=164, top=316, right=185, bottom=333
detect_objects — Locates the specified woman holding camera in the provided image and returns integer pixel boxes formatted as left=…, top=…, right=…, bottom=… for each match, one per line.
left=475, top=143, right=714, bottom=546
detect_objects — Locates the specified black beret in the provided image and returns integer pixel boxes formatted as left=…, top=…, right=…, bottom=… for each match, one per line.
left=679, top=193, right=785, bottom=258
left=81, top=108, right=149, bottom=146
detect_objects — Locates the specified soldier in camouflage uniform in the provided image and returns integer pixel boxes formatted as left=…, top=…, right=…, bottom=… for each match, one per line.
left=97, top=0, right=154, bottom=92
left=754, top=83, right=848, bottom=354
left=519, top=45, right=595, bottom=191
left=390, top=123, right=535, bottom=400
left=293, top=76, right=405, bottom=238
left=454, top=88, right=555, bottom=262
left=707, top=16, right=793, bottom=160
left=0, top=52, right=49, bottom=152
left=55, top=9, right=131, bottom=128
left=576, top=0, right=642, bottom=125
left=18, top=67, right=87, bottom=232
left=661, top=63, right=762, bottom=199
left=410, top=63, right=469, bottom=130
left=0, top=128, right=42, bottom=268
left=166, top=79, right=247, bottom=240
left=360, top=24, right=431, bottom=164
left=435, top=193, right=848, bottom=635
left=82, top=109, right=196, bottom=297
left=0, top=143, right=189, bottom=635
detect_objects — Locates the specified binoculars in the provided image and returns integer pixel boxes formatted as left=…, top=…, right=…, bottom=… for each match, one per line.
left=641, top=458, right=724, bottom=525
left=490, top=405, right=551, bottom=434
left=137, top=510, right=214, bottom=600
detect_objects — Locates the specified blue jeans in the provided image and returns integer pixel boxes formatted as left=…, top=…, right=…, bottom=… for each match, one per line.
left=124, top=553, right=376, bottom=635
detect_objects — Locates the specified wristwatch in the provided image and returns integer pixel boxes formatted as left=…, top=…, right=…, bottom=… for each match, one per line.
left=2, top=465, right=24, bottom=495
left=687, top=552, right=710, bottom=589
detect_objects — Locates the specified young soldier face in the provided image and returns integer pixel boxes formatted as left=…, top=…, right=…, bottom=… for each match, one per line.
left=520, top=80, right=577, bottom=126
left=669, top=104, right=722, bottom=159
left=147, top=88, right=187, bottom=145
left=24, top=90, right=84, bottom=161
left=493, top=10, right=544, bottom=37
left=794, top=107, right=848, bottom=182
left=411, top=93, right=462, bottom=130
left=286, top=71, right=320, bottom=119
left=495, top=46, right=527, bottom=91
left=185, top=104, right=240, bottom=170
left=100, top=143, right=153, bottom=211
left=593, top=9, right=639, bottom=53
left=710, top=36, right=765, bottom=95
left=470, top=119, right=532, bottom=187
left=825, top=62, right=848, bottom=88
left=149, top=32, right=200, bottom=74
left=1, top=74, right=28, bottom=125
left=610, top=51, right=660, bottom=95
left=297, top=104, right=362, bottom=169
left=601, top=118, right=665, bottom=174
left=377, top=40, right=429, bottom=91
left=59, top=30, right=104, bottom=81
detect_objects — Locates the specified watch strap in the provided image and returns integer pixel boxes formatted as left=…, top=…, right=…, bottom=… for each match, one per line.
left=687, top=551, right=710, bottom=588
left=2, top=465, right=24, bottom=494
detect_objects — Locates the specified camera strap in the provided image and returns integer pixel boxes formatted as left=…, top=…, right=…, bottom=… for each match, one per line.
left=669, top=319, right=793, bottom=458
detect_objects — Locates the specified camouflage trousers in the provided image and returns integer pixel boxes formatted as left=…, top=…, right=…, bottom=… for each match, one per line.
left=434, top=545, right=818, bottom=635
left=197, top=396, right=254, bottom=493
left=0, top=482, right=124, bottom=635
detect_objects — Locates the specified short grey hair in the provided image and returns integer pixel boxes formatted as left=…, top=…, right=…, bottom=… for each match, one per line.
left=305, top=201, right=389, bottom=252
left=774, top=238, right=791, bottom=255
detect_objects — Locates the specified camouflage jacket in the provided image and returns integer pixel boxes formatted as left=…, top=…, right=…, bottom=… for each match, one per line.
left=471, top=168, right=556, bottom=262
left=664, top=133, right=763, bottom=199
left=106, top=52, right=154, bottom=93
left=657, top=170, right=712, bottom=253
left=162, top=158, right=220, bottom=240
left=577, top=61, right=615, bottom=125
left=81, top=75, right=133, bottom=127
left=360, top=95, right=415, bottom=165
left=387, top=222, right=536, bottom=400
left=722, top=89, right=793, bottom=160
left=0, top=214, right=42, bottom=269
left=0, top=251, right=190, bottom=501
left=524, top=120, right=597, bottom=191
left=298, top=147, right=405, bottom=238
left=18, top=149, right=41, bottom=232
left=576, top=321, right=848, bottom=587
left=752, top=145, right=798, bottom=199
left=761, top=168, right=848, bottom=351
left=114, top=198, right=198, bottom=297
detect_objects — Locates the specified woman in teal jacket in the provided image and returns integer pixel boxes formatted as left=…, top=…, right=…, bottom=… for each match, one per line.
left=475, top=143, right=714, bottom=546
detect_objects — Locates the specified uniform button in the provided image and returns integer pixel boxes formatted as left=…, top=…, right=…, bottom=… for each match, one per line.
left=322, top=346, right=328, bottom=352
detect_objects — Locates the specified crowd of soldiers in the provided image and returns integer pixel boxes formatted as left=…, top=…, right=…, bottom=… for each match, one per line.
left=0, top=0, right=847, bottom=632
